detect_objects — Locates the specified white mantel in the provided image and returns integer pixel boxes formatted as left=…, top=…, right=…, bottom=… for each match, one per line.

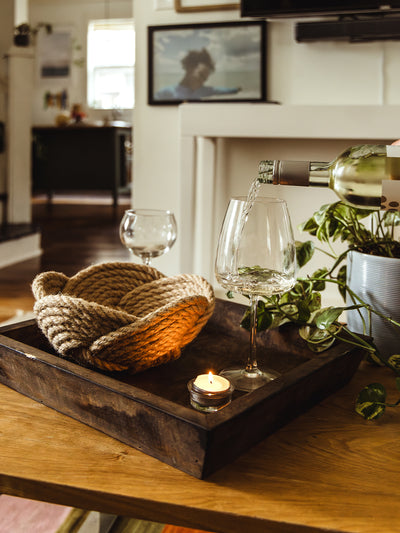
left=179, top=103, right=400, bottom=140
left=178, top=103, right=400, bottom=283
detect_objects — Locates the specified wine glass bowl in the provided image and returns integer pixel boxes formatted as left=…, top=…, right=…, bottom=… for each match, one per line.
left=215, top=196, right=296, bottom=392
left=120, top=209, right=177, bottom=265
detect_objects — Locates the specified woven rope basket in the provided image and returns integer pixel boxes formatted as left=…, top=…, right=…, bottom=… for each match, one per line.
left=32, top=262, right=215, bottom=373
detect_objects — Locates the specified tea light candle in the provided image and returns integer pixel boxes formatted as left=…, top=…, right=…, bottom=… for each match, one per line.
left=188, top=372, right=233, bottom=413
left=194, top=372, right=230, bottom=393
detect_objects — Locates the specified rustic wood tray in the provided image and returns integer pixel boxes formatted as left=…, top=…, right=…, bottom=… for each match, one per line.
left=0, top=299, right=364, bottom=479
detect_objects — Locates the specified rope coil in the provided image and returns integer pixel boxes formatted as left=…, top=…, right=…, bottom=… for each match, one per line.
left=32, top=262, right=215, bottom=373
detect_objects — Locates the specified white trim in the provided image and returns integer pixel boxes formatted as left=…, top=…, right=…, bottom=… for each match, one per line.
left=0, top=233, right=42, bottom=269
left=179, top=103, right=400, bottom=140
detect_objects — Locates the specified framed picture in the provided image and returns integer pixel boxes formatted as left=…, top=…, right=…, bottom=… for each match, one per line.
left=148, top=21, right=266, bottom=105
left=175, top=0, right=239, bottom=12
left=37, top=29, right=72, bottom=79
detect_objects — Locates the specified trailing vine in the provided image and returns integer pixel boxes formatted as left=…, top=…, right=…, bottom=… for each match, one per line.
left=234, top=201, right=400, bottom=420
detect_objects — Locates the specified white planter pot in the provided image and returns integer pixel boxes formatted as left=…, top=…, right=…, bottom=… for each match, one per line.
left=346, top=250, right=400, bottom=359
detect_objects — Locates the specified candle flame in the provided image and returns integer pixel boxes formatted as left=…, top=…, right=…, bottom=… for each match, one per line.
left=208, top=371, right=214, bottom=384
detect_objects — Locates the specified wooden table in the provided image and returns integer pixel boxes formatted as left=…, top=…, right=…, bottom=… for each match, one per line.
left=0, top=362, right=399, bottom=533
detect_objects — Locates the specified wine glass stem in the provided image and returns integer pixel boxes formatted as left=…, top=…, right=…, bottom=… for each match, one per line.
left=143, top=257, right=151, bottom=266
left=246, top=295, right=260, bottom=375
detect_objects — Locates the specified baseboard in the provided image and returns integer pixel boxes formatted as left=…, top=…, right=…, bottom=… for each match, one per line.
left=0, top=231, right=42, bottom=268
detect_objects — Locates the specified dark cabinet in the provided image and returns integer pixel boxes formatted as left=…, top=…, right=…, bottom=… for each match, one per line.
left=32, top=124, right=132, bottom=205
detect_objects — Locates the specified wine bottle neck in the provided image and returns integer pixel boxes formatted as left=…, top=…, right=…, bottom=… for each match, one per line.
left=258, top=160, right=276, bottom=183
left=258, top=159, right=330, bottom=187
left=309, top=161, right=330, bottom=186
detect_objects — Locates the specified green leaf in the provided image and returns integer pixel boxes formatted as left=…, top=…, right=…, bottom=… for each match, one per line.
left=313, top=203, right=332, bottom=226
left=355, top=383, right=387, bottom=420
left=295, top=240, right=315, bottom=268
left=258, top=309, right=273, bottom=331
left=226, top=291, right=234, bottom=299
left=316, top=220, right=330, bottom=243
left=327, top=217, right=340, bottom=239
left=276, top=303, right=298, bottom=321
left=290, top=278, right=313, bottom=296
left=388, top=354, right=400, bottom=371
left=240, top=308, right=251, bottom=330
left=364, top=344, right=385, bottom=366
left=279, top=291, right=292, bottom=304
left=310, top=268, right=328, bottom=291
left=314, top=307, right=344, bottom=330
left=337, top=265, right=347, bottom=301
left=269, top=313, right=291, bottom=329
left=298, top=324, right=336, bottom=352
left=382, top=210, right=400, bottom=227
left=296, top=300, right=311, bottom=324
left=240, top=305, right=273, bottom=332
left=332, top=201, right=351, bottom=221
left=306, top=292, right=322, bottom=313
left=298, top=217, right=318, bottom=235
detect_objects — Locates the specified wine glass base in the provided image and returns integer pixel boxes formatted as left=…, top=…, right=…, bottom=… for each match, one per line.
left=219, top=367, right=280, bottom=393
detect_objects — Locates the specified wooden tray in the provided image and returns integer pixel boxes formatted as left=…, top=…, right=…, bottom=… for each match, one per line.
left=0, top=299, right=364, bottom=479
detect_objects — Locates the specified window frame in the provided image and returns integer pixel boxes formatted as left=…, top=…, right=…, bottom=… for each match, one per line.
left=87, top=18, right=135, bottom=111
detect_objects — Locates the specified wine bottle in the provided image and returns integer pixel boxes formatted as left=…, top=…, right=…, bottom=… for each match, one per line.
left=258, top=144, right=400, bottom=210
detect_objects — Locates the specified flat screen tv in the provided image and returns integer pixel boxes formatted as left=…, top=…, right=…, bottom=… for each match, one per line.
left=241, top=1, right=400, bottom=18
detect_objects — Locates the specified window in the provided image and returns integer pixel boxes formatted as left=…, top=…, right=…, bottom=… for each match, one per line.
left=87, top=19, right=135, bottom=110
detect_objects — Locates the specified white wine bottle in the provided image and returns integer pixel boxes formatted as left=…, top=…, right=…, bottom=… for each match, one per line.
left=258, top=144, right=400, bottom=210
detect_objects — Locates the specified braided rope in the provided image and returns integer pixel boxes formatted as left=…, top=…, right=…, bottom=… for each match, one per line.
left=32, top=262, right=215, bottom=373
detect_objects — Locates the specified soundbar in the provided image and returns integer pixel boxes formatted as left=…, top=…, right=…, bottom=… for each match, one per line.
left=296, top=17, right=400, bottom=42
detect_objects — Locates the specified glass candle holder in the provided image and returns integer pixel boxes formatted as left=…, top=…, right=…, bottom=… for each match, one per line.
left=188, top=373, right=234, bottom=413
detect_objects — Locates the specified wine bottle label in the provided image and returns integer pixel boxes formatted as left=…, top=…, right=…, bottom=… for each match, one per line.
left=381, top=180, right=400, bottom=212
left=386, top=145, right=400, bottom=157
left=386, top=146, right=400, bottom=186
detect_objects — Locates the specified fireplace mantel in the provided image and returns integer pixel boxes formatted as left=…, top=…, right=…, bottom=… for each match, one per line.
left=178, top=104, right=400, bottom=280
left=179, top=103, right=400, bottom=140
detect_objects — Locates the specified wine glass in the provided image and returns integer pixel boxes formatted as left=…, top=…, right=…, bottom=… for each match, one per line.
left=215, top=196, right=296, bottom=392
left=120, top=209, right=177, bottom=266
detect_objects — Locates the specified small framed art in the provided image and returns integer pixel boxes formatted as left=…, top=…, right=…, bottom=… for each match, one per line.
left=174, top=0, right=239, bottom=12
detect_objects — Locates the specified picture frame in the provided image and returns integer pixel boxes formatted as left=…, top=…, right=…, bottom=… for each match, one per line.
left=148, top=21, right=266, bottom=105
left=174, top=0, right=239, bottom=12
left=37, top=28, right=72, bottom=80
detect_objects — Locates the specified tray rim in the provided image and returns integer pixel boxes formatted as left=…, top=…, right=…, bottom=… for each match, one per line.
left=0, top=317, right=362, bottom=431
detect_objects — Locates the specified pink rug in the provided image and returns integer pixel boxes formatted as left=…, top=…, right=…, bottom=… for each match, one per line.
left=0, top=495, right=80, bottom=533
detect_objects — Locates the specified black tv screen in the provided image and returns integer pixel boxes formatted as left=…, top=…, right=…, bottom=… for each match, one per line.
left=241, top=0, right=400, bottom=18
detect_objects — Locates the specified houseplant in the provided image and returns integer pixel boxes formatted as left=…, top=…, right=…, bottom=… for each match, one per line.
left=234, top=200, right=400, bottom=420
left=13, top=22, right=52, bottom=47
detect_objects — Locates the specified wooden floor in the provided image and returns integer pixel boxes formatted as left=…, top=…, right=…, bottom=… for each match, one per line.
left=0, top=194, right=132, bottom=323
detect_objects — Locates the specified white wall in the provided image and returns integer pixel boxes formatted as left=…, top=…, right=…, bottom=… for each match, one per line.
left=29, top=0, right=132, bottom=125
left=268, top=21, right=400, bottom=106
